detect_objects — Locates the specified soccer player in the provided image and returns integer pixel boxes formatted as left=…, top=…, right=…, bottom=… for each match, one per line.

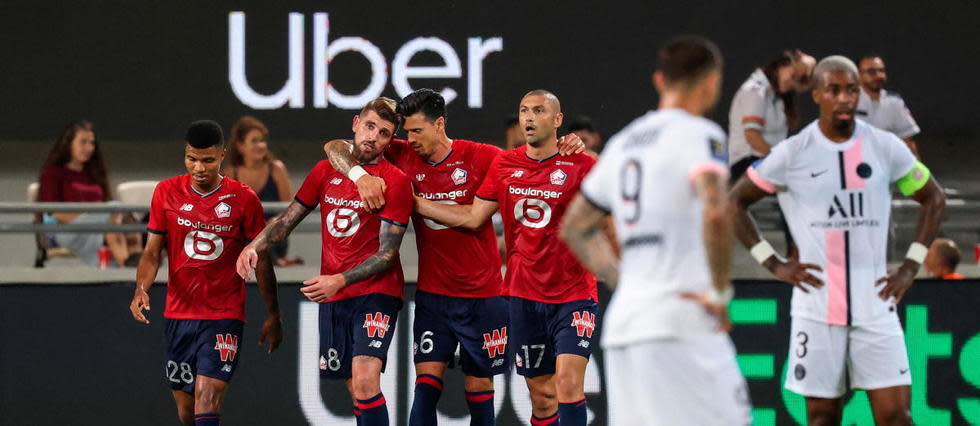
left=322, top=88, right=585, bottom=426
left=414, top=90, right=598, bottom=426
left=560, top=35, right=752, bottom=426
left=128, top=120, right=283, bottom=426
left=857, top=55, right=922, bottom=157
left=730, top=56, right=946, bottom=426
left=237, top=98, right=413, bottom=426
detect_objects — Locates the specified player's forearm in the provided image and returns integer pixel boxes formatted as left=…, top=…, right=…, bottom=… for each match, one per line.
left=254, top=251, right=281, bottom=317
left=559, top=196, right=620, bottom=287
left=135, top=251, right=161, bottom=292
left=324, top=139, right=357, bottom=177
left=744, top=129, right=771, bottom=156
left=910, top=180, right=946, bottom=247
left=903, top=138, right=920, bottom=159
left=252, top=202, right=310, bottom=251
left=415, top=197, right=482, bottom=229
left=702, top=199, right=734, bottom=293
left=341, top=222, right=407, bottom=285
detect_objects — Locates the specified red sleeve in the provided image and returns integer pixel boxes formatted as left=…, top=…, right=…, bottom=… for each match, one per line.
left=580, top=153, right=597, bottom=176
left=475, top=155, right=501, bottom=201
left=38, top=166, right=61, bottom=202
left=383, top=139, right=412, bottom=166
left=146, top=181, right=168, bottom=234
left=242, top=188, right=267, bottom=241
left=294, top=161, right=329, bottom=209
left=378, top=172, right=414, bottom=227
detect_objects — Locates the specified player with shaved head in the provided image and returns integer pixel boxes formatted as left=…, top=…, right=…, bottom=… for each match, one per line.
left=730, top=56, right=946, bottom=425
left=414, top=90, right=598, bottom=426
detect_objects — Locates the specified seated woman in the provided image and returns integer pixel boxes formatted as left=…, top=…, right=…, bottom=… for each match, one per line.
left=225, top=116, right=302, bottom=266
left=38, top=120, right=141, bottom=267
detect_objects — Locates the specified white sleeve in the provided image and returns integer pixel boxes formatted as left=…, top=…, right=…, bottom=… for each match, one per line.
left=733, top=87, right=767, bottom=131
left=747, top=142, right=791, bottom=193
left=884, top=133, right=918, bottom=182
left=679, top=125, right=729, bottom=184
left=580, top=139, right=619, bottom=212
left=889, top=97, right=921, bottom=139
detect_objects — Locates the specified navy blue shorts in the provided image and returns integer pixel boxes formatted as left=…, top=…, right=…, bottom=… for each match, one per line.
left=163, top=318, right=244, bottom=393
left=509, top=298, right=598, bottom=377
left=319, top=293, right=402, bottom=379
left=413, top=291, right=510, bottom=378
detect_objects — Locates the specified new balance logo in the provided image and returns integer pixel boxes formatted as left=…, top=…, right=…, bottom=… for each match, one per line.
left=368, top=340, right=382, bottom=348
left=221, top=364, right=233, bottom=373
left=482, top=327, right=508, bottom=358
left=570, top=311, right=596, bottom=338
left=214, top=334, right=239, bottom=362
left=330, top=177, right=343, bottom=185
left=363, top=313, right=391, bottom=338
left=491, top=358, right=505, bottom=367
left=510, top=170, right=525, bottom=178
left=578, top=340, right=590, bottom=348
left=179, top=203, right=194, bottom=211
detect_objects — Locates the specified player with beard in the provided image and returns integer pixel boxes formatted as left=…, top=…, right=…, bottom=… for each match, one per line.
left=413, top=90, right=598, bottom=426
left=322, top=89, right=586, bottom=426
left=238, top=98, right=413, bottom=426
left=857, top=55, right=922, bottom=157
left=129, top=120, right=283, bottom=426
left=730, top=56, right=945, bottom=426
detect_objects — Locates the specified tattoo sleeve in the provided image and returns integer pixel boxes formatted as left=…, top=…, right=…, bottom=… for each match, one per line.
left=342, top=221, right=407, bottom=285
left=559, top=194, right=620, bottom=288
left=324, top=139, right=358, bottom=177
left=252, top=201, right=312, bottom=252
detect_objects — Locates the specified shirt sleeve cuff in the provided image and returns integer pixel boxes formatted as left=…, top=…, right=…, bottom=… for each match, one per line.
left=746, top=166, right=777, bottom=193
left=688, top=162, right=730, bottom=183
left=293, top=196, right=316, bottom=210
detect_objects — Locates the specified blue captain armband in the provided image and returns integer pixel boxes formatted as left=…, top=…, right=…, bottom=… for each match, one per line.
left=896, top=161, right=930, bottom=196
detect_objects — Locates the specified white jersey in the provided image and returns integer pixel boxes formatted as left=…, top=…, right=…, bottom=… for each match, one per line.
left=727, top=69, right=789, bottom=164
left=581, top=109, right=729, bottom=346
left=747, top=119, right=917, bottom=326
left=857, top=88, right=920, bottom=139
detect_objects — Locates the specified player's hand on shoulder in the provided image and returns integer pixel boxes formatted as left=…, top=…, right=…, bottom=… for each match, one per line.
left=557, top=133, right=586, bottom=156
left=766, top=257, right=823, bottom=293
left=129, top=288, right=151, bottom=324
left=356, top=175, right=387, bottom=211
left=259, top=314, right=284, bottom=354
left=876, top=261, right=917, bottom=305
left=301, top=274, right=346, bottom=303
left=236, top=245, right=259, bottom=280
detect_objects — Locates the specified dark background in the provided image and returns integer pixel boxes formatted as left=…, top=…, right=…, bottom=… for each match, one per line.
left=2, top=1, right=979, bottom=153
left=1, top=281, right=977, bottom=425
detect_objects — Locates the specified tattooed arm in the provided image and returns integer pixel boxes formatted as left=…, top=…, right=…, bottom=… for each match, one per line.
left=323, top=139, right=387, bottom=211
left=559, top=194, right=620, bottom=288
left=299, top=221, right=408, bottom=303
left=236, top=201, right=312, bottom=278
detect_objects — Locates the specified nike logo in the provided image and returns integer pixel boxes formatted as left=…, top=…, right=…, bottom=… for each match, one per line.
left=900, top=368, right=909, bottom=375
left=811, top=170, right=828, bottom=178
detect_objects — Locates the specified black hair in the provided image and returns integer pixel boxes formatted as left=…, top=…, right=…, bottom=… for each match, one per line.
left=185, top=120, right=224, bottom=149
left=567, top=115, right=596, bottom=133
left=506, top=115, right=518, bottom=128
left=761, top=50, right=801, bottom=130
left=397, top=88, right=446, bottom=122
left=857, top=53, right=882, bottom=67
left=656, top=35, right=723, bottom=87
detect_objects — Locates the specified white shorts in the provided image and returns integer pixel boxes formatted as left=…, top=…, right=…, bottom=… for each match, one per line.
left=784, top=316, right=911, bottom=398
left=604, top=333, right=752, bottom=426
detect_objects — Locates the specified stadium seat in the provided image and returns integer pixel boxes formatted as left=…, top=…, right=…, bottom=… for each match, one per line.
left=117, top=180, right=158, bottom=205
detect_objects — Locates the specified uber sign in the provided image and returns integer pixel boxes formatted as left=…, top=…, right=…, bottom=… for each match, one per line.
left=228, top=12, right=503, bottom=110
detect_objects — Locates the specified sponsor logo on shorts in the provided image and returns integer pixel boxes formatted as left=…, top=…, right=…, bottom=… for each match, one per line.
left=221, top=364, right=233, bottom=373
left=369, top=340, right=383, bottom=348
left=214, top=202, right=232, bottom=218
left=179, top=203, right=194, bottom=211
left=319, top=355, right=328, bottom=370
left=481, top=327, right=508, bottom=358
left=214, top=334, right=240, bottom=362
left=570, top=311, right=596, bottom=338
left=794, top=363, right=806, bottom=380
left=491, top=358, right=505, bottom=368
left=363, top=312, right=391, bottom=338
left=578, top=340, right=590, bottom=348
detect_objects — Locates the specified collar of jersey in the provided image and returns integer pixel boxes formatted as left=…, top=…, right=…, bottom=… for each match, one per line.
left=427, top=145, right=455, bottom=166
left=189, top=176, right=224, bottom=198
left=524, top=151, right=558, bottom=163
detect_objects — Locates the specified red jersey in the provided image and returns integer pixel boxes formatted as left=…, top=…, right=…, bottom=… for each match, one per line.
left=386, top=139, right=503, bottom=298
left=147, top=175, right=266, bottom=321
left=294, top=159, right=414, bottom=302
left=476, top=146, right=598, bottom=303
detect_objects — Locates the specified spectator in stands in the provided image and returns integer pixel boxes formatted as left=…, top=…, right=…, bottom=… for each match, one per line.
left=856, top=54, right=921, bottom=158
left=225, top=116, right=302, bottom=266
left=925, top=238, right=964, bottom=279
left=567, top=115, right=602, bottom=155
left=728, top=49, right=815, bottom=180
left=39, top=120, right=141, bottom=267
left=504, top=115, right=524, bottom=150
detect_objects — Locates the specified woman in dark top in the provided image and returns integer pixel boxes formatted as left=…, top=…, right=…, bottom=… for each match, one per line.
left=225, top=116, right=301, bottom=266
left=38, top=120, right=141, bottom=267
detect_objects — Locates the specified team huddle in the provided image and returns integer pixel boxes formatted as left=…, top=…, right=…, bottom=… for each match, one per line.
left=128, top=35, right=944, bottom=426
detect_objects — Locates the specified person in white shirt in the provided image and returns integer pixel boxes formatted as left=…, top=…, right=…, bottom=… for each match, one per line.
left=561, top=35, right=751, bottom=426
left=857, top=55, right=921, bottom=157
left=728, top=49, right=815, bottom=180
left=730, top=55, right=946, bottom=426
